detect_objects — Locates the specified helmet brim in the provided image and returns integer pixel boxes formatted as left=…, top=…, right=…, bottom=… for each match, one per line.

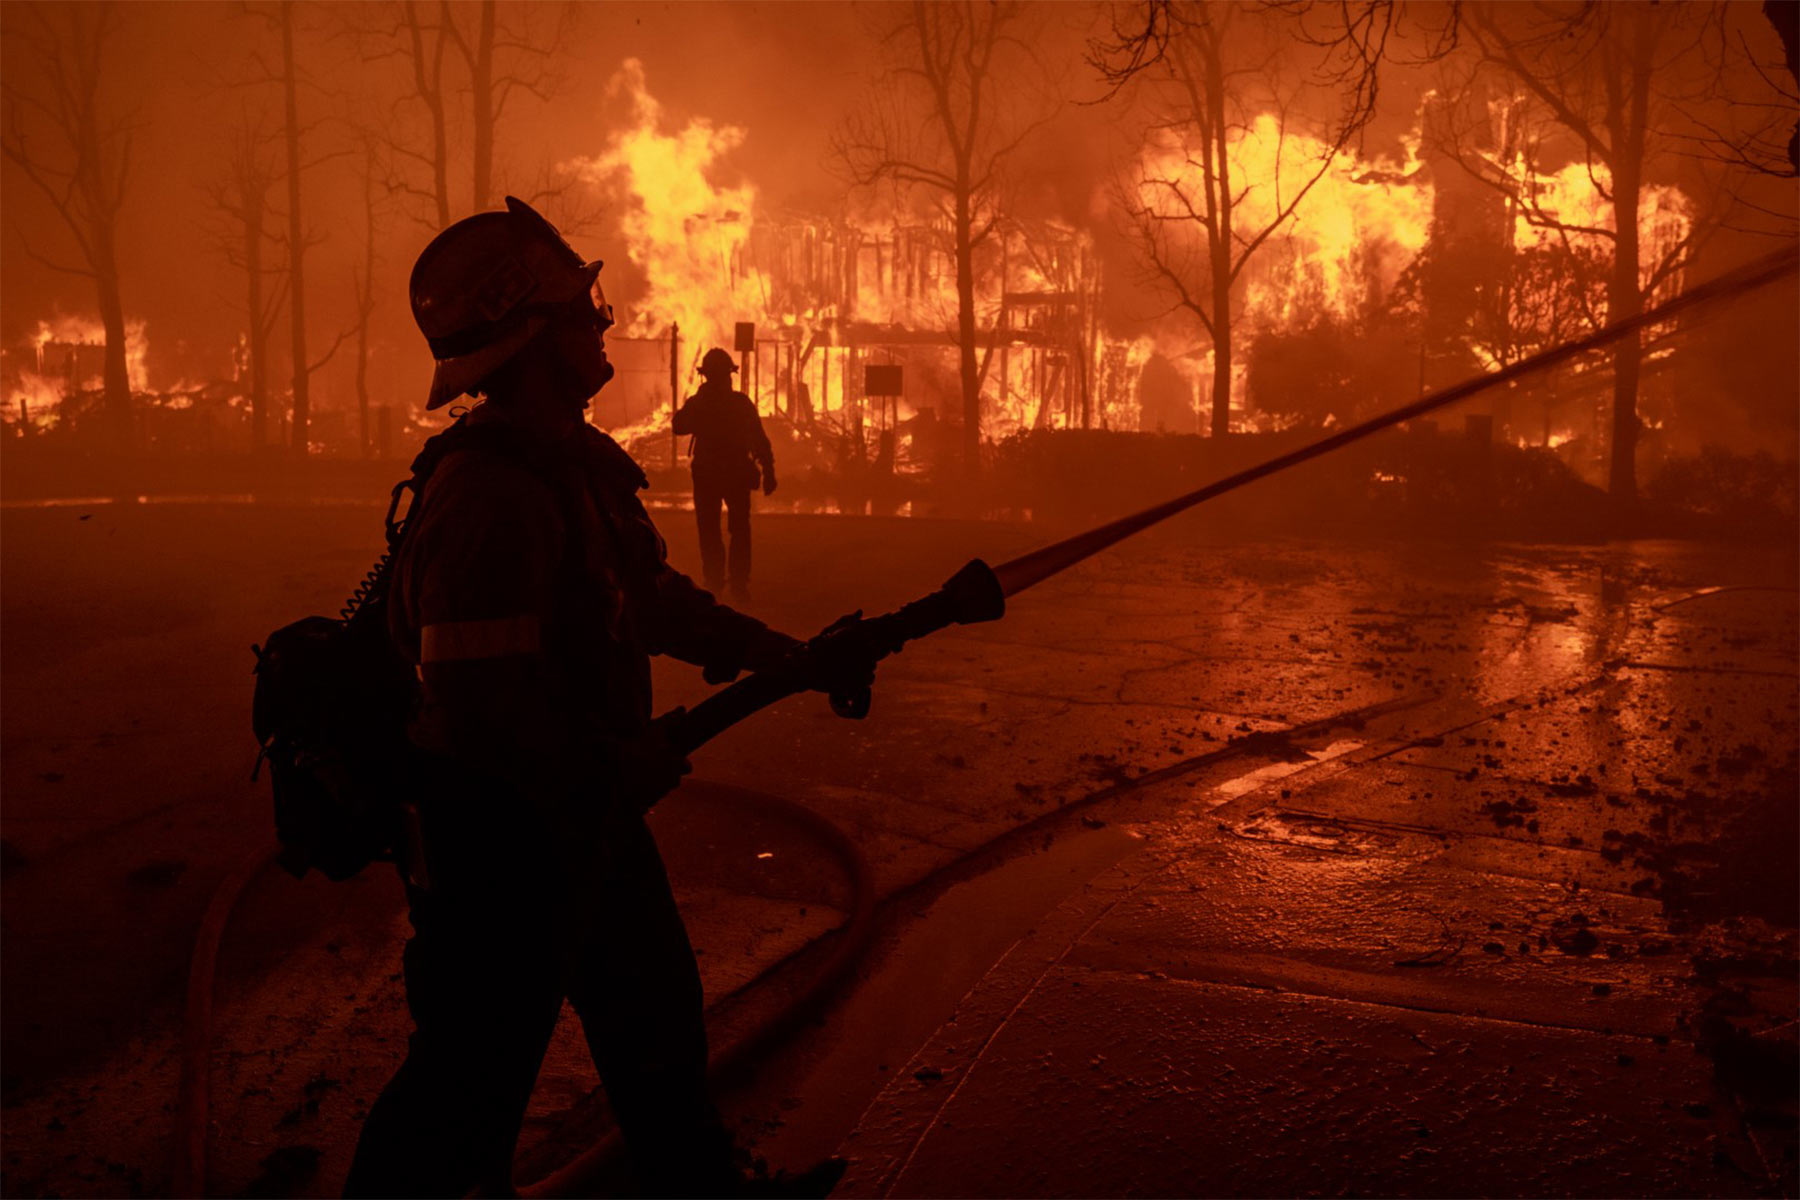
left=425, top=315, right=549, bottom=410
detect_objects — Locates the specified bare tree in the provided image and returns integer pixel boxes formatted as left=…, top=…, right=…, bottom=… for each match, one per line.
left=1094, top=0, right=1429, bottom=437
left=234, top=0, right=354, bottom=456
left=203, top=110, right=288, bottom=449
left=277, top=1, right=315, bottom=454
left=1682, top=1, right=1799, bottom=181
left=1280, top=0, right=1463, bottom=147
left=834, top=1, right=1054, bottom=475
left=1448, top=2, right=1723, bottom=503
left=448, top=0, right=496, bottom=211
left=350, top=138, right=385, bottom=457
left=1, top=3, right=136, bottom=444
left=360, top=0, right=572, bottom=226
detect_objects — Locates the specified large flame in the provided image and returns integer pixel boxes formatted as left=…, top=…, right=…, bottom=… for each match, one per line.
left=1135, top=114, right=1432, bottom=428
left=5, top=315, right=150, bottom=429
left=1513, top=159, right=1692, bottom=299
left=568, top=59, right=769, bottom=395
left=574, top=65, right=1690, bottom=456
left=34, top=314, right=150, bottom=391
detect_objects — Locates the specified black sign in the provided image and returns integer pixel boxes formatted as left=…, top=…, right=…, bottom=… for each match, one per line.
left=865, top=364, right=904, bottom=397
left=734, top=322, right=756, bottom=352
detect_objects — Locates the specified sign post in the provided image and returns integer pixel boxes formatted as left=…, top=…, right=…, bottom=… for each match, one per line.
left=735, top=322, right=756, bottom=408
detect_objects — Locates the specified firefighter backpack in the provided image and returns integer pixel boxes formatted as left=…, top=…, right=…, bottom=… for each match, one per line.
left=251, top=472, right=423, bottom=880
left=251, top=416, right=598, bottom=878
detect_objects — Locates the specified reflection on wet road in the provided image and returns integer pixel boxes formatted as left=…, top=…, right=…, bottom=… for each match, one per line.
left=3, top=506, right=1794, bottom=1196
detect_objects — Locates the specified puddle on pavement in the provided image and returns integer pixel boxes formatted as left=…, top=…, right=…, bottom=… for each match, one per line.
left=731, top=821, right=1145, bottom=1174
left=1210, top=739, right=1363, bottom=805
left=1227, top=810, right=1404, bottom=856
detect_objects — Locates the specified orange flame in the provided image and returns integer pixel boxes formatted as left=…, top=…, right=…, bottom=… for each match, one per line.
left=577, top=71, right=1689, bottom=454
left=569, top=59, right=769, bottom=397
left=5, top=314, right=150, bottom=428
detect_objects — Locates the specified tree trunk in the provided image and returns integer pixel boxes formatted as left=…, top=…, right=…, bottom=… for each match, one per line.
left=355, top=323, right=370, bottom=458
left=1606, top=196, right=1641, bottom=504
left=431, top=103, right=450, bottom=228
left=281, top=1, right=311, bottom=457
left=1606, top=8, right=1653, bottom=506
left=95, top=276, right=131, bottom=448
left=403, top=0, right=450, bottom=227
left=246, top=202, right=268, bottom=448
left=75, top=36, right=132, bottom=450
left=1204, top=26, right=1232, bottom=438
left=470, top=0, right=495, bottom=212
left=356, top=156, right=375, bottom=458
left=92, top=229, right=132, bottom=449
left=954, top=188, right=980, bottom=476
left=1210, top=271, right=1232, bottom=437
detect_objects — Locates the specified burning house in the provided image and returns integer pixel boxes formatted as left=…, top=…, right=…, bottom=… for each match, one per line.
left=582, top=56, right=1709, bottom=494
left=584, top=59, right=1125, bottom=478
left=3, top=5, right=1797, bottom=1199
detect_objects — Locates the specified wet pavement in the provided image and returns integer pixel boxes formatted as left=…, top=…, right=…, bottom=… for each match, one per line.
left=835, top=637, right=1797, bottom=1195
left=2, top=502, right=1795, bottom=1196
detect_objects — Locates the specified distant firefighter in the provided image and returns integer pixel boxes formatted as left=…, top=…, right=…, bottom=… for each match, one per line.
left=674, top=348, right=776, bottom=600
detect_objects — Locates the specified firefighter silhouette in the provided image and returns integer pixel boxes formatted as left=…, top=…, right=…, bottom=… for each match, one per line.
left=344, top=197, right=847, bottom=1199
left=673, top=348, right=776, bottom=600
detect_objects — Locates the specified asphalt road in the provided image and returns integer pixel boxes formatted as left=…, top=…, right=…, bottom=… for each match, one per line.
left=2, top=499, right=1794, bottom=1196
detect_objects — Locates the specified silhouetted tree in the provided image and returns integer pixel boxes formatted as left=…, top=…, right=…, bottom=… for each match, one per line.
left=1683, top=1, right=1799, bottom=181
left=278, top=1, right=314, bottom=454
left=1, top=3, right=136, bottom=445
left=1094, top=1, right=1440, bottom=437
left=835, top=1, right=1054, bottom=475
left=360, top=0, right=574, bottom=226
left=1446, top=2, right=1723, bottom=503
left=238, top=0, right=354, bottom=456
left=203, top=109, right=287, bottom=449
left=350, top=137, right=387, bottom=457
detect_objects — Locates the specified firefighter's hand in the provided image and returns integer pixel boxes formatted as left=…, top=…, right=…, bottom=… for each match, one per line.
left=762, top=471, right=778, bottom=496
left=805, top=612, right=879, bottom=717
left=612, top=713, right=692, bottom=813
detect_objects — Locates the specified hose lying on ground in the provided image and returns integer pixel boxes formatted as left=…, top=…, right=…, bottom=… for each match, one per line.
left=518, top=787, right=878, bottom=1198
left=174, top=788, right=876, bottom=1200
left=174, top=843, right=284, bottom=1199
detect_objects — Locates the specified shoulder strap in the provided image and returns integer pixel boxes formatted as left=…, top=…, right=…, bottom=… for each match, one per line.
left=579, top=426, right=650, bottom=494
left=341, top=415, right=483, bottom=627
left=384, top=412, right=566, bottom=545
left=379, top=415, right=655, bottom=602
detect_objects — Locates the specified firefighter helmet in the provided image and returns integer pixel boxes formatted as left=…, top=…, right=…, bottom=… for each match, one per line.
left=410, top=196, right=609, bottom=410
left=699, top=347, right=738, bottom=378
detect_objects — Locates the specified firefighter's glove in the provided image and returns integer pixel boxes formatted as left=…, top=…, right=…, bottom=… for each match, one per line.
left=608, top=712, right=692, bottom=814
left=804, top=611, right=880, bottom=718
left=762, top=469, right=778, bottom=497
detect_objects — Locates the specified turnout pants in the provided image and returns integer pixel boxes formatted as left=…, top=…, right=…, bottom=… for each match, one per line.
left=344, top=772, right=734, bottom=1198
left=692, top=474, right=752, bottom=595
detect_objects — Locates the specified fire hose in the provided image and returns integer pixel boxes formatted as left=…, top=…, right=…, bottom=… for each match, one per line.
left=178, top=247, right=1793, bottom=1195
left=662, top=248, right=1799, bottom=754
left=175, top=789, right=876, bottom=1200
left=526, top=246, right=1796, bottom=1194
